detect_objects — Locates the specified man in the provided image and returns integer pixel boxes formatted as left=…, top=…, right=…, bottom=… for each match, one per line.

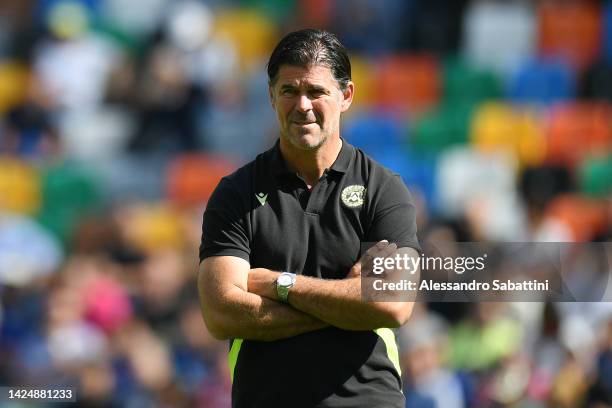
left=198, top=29, right=420, bottom=407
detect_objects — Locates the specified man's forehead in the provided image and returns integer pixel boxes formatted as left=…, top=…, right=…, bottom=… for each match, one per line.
left=274, top=64, right=337, bottom=86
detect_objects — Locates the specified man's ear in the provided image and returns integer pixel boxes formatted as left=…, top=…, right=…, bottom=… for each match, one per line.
left=268, top=86, right=275, bottom=108
left=341, top=81, right=354, bottom=112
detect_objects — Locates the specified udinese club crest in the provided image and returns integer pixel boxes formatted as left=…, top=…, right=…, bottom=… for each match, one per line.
left=341, top=185, right=366, bottom=208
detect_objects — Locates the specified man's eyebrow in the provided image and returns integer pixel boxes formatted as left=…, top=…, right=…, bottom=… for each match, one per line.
left=278, top=84, right=330, bottom=93
left=308, top=85, right=329, bottom=93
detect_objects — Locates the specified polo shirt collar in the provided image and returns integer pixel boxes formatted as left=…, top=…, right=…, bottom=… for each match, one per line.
left=271, top=137, right=353, bottom=178
left=329, top=137, right=352, bottom=174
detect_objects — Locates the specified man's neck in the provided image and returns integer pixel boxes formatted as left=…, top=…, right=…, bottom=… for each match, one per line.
left=279, top=136, right=342, bottom=188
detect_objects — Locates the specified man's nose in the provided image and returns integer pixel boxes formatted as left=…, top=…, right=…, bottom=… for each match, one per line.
left=296, top=94, right=313, bottom=112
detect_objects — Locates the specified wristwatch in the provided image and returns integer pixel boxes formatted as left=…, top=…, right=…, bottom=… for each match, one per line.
left=276, top=272, right=296, bottom=302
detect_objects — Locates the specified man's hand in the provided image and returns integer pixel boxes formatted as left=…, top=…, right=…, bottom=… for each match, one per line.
left=248, top=240, right=398, bottom=298
left=347, top=240, right=398, bottom=279
left=246, top=240, right=418, bottom=330
left=247, top=268, right=279, bottom=300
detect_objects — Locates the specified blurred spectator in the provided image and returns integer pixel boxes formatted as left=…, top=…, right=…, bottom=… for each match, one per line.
left=133, top=249, right=193, bottom=339
left=2, top=97, right=59, bottom=159
left=448, top=303, right=523, bottom=371
left=0, top=213, right=63, bottom=286
left=127, top=40, right=205, bottom=153
left=400, top=307, right=468, bottom=408
left=587, top=319, right=612, bottom=406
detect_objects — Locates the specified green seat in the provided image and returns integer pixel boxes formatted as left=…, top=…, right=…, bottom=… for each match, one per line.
left=36, top=163, right=102, bottom=246
left=443, top=58, right=502, bottom=106
left=410, top=102, right=474, bottom=153
left=579, top=156, right=612, bottom=197
left=238, top=0, right=297, bottom=23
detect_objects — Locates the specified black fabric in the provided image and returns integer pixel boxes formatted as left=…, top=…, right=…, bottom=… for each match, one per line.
left=200, top=139, right=420, bottom=408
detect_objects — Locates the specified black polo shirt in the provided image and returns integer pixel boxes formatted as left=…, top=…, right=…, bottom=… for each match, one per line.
left=200, top=138, right=420, bottom=408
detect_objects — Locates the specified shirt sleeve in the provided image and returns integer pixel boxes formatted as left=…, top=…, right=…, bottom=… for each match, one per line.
left=366, top=174, right=421, bottom=253
left=199, top=177, right=250, bottom=263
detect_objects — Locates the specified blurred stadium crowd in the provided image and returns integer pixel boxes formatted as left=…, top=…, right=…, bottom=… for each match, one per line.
left=0, top=0, right=611, bottom=406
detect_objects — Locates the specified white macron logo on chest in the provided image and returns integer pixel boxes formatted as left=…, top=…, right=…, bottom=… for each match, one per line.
left=341, top=185, right=366, bottom=208
left=255, top=192, right=268, bottom=206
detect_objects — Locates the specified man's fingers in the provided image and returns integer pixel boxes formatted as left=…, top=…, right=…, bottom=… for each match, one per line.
left=366, top=240, right=395, bottom=258
left=380, top=242, right=397, bottom=260
left=364, top=240, right=389, bottom=259
left=376, top=240, right=389, bottom=250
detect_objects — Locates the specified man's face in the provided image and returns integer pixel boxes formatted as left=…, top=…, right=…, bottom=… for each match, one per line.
left=269, top=64, right=353, bottom=151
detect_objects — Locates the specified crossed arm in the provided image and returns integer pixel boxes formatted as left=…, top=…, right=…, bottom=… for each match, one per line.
left=198, top=256, right=326, bottom=341
left=198, top=241, right=419, bottom=341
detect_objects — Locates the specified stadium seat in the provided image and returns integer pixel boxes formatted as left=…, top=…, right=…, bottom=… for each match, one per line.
left=166, top=154, right=237, bottom=206
left=239, top=0, right=296, bottom=23
left=508, top=59, right=576, bottom=105
left=436, top=147, right=517, bottom=218
left=297, top=0, right=333, bottom=27
left=578, top=155, right=612, bottom=198
left=463, top=1, right=536, bottom=76
left=537, top=1, right=603, bottom=70
left=443, top=58, right=502, bottom=106
left=371, top=148, right=437, bottom=214
left=411, top=102, right=473, bottom=154
left=343, top=114, right=431, bottom=202
left=342, top=111, right=406, bottom=157
left=374, top=54, right=440, bottom=113
left=0, top=61, right=29, bottom=114
left=331, top=0, right=407, bottom=54
left=348, top=55, right=375, bottom=111
left=605, top=1, right=612, bottom=63
left=37, top=163, right=102, bottom=245
left=470, top=102, right=546, bottom=167
left=94, top=154, right=167, bottom=202
left=60, top=106, right=134, bottom=161
left=118, top=203, right=185, bottom=253
left=545, top=103, right=612, bottom=167
left=0, top=157, right=41, bottom=215
left=545, top=194, right=608, bottom=241
left=213, top=9, right=277, bottom=71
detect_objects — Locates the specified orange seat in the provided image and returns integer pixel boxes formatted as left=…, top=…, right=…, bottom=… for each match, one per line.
left=538, top=1, right=602, bottom=70
left=374, top=55, right=441, bottom=114
left=166, top=154, right=237, bottom=206
left=546, top=194, right=608, bottom=241
left=545, top=103, right=612, bottom=167
left=297, top=0, right=333, bottom=27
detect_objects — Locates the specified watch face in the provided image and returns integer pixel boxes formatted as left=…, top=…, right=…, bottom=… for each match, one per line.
left=278, top=274, right=292, bottom=286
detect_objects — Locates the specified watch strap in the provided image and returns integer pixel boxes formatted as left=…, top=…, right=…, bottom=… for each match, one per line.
left=276, top=272, right=296, bottom=302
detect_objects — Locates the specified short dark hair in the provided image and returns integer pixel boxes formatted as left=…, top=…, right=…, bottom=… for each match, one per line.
left=267, top=29, right=351, bottom=90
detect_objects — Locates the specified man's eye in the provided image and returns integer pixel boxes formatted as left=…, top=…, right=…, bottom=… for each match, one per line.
left=281, top=89, right=296, bottom=96
left=309, top=90, right=325, bottom=98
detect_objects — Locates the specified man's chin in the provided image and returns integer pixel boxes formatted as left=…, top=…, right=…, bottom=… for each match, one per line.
left=288, top=133, right=326, bottom=150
